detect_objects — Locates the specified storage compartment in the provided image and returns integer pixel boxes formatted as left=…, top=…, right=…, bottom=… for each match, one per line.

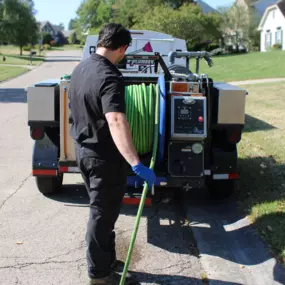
left=168, top=141, right=204, bottom=177
left=27, top=82, right=59, bottom=123
left=213, top=83, right=246, bottom=125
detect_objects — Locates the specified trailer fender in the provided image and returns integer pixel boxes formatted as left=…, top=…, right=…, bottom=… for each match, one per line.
left=211, top=145, right=238, bottom=174
left=32, top=133, right=59, bottom=176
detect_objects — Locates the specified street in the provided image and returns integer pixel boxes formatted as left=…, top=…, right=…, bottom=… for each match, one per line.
left=0, top=50, right=284, bottom=285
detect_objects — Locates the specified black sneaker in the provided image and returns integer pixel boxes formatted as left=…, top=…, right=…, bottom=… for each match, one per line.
left=89, top=270, right=139, bottom=285
left=111, top=260, right=126, bottom=271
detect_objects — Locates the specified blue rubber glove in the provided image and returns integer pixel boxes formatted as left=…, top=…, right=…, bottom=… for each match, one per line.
left=132, top=162, right=156, bottom=187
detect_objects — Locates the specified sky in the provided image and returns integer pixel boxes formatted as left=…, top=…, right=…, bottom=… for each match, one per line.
left=34, top=0, right=235, bottom=31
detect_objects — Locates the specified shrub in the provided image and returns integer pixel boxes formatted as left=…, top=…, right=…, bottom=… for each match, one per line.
left=207, top=43, right=220, bottom=51
left=43, top=44, right=51, bottom=50
left=272, top=44, right=282, bottom=50
left=251, top=46, right=260, bottom=52
left=23, top=45, right=32, bottom=51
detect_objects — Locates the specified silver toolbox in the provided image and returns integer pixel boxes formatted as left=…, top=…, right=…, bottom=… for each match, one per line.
left=214, top=83, right=246, bottom=125
left=27, top=83, right=59, bottom=122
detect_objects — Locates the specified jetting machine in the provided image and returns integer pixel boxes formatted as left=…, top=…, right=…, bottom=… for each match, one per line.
left=27, top=48, right=247, bottom=203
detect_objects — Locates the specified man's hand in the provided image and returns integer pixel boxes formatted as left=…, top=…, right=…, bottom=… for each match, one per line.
left=132, top=163, right=156, bottom=187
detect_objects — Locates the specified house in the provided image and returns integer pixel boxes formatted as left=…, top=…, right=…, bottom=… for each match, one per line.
left=258, top=0, right=285, bottom=51
left=39, top=21, right=68, bottom=45
left=62, top=30, right=80, bottom=44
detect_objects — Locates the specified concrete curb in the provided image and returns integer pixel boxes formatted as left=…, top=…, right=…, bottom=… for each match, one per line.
left=186, top=201, right=285, bottom=285
left=229, top=77, right=285, bottom=86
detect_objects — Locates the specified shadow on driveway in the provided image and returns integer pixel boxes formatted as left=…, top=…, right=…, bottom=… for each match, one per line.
left=0, top=88, right=26, bottom=103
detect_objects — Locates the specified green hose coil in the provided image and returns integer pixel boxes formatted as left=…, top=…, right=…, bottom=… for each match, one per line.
left=125, top=83, right=158, bottom=155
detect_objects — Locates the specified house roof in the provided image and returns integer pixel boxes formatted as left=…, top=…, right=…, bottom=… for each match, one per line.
left=257, top=0, right=285, bottom=30
left=277, top=0, right=285, bottom=16
left=39, top=21, right=56, bottom=33
left=62, top=30, right=74, bottom=38
left=39, top=21, right=65, bottom=36
left=39, top=21, right=50, bottom=30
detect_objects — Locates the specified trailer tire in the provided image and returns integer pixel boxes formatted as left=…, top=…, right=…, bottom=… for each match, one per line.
left=206, top=179, right=236, bottom=200
left=35, top=175, right=63, bottom=195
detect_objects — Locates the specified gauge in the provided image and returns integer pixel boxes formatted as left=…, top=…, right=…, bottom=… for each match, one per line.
left=192, top=143, right=203, bottom=154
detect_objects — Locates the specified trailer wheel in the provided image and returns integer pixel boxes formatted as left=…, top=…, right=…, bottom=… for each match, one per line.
left=35, top=175, right=63, bottom=195
left=206, top=179, right=236, bottom=200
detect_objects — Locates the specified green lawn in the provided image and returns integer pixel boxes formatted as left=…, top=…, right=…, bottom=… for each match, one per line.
left=237, top=81, right=285, bottom=263
left=0, top=66, right=28, bottom=82
left=0, top=45, right=45, bottom=66
left=195, top=51, right=285, bottom=82
left=0, top=55, right=44, bottom=66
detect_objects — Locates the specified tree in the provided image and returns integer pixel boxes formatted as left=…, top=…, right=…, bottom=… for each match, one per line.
left=58, top=22, right=64, bottom=31
left=68, top=32, right=77, bottom=44
left=2, top=0, right=39, bottom=55
left=72, top=0, right=222, bottom=50
left=112, top=0, right=138, bottom=28
left=0, top=0, right=4, bottom=42
left=134, top=4, right=221, bottom=50
left=247, top=7, right=261, bottom=50
left=219, top=2, right=251, bottom=51
left=76, top=0, right=114, bottom=34
left=68, top=18, right=76, bottom=30
left=42, top=32, right=53, bottom=45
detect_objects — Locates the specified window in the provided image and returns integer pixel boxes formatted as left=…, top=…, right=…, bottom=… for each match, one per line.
left=276, top=29, right=283, bottom=47
left=265, top=32, right=272, bottom=49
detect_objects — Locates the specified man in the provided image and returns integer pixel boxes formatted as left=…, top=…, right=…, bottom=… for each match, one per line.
left=69, top=23, right=156, bottom=285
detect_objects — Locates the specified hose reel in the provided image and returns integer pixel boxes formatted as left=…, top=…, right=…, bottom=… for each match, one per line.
left=125, top=83, right=159, bottom=156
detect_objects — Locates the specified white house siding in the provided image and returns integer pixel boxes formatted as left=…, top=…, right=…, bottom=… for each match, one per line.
left=260, top=6, right=285, bottom=52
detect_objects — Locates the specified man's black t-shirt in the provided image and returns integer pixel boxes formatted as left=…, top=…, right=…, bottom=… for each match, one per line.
left=69, top=53, right=125, bottom=160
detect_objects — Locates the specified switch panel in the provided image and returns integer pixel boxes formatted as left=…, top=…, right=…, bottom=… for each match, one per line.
left=171, top=96, right=207, bottom=140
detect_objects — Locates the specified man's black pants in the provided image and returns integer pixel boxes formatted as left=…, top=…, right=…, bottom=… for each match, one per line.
left=76, top=145, right=127, bottom=279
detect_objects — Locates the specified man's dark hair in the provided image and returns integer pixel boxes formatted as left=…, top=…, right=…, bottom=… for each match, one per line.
left=97, top=23, right=132, bottom=50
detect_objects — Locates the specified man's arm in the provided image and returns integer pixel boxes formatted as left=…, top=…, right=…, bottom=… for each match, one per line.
left=105, top=112, right=140, bottom=167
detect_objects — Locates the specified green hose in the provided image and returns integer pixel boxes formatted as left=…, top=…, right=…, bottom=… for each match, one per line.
left=125, top=84, right=156, bottom=155
left=119, top=84, right=160, bottom=285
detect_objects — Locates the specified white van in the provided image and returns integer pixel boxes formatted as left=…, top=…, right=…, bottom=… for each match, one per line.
left=82, top=30, right=187, bottom=70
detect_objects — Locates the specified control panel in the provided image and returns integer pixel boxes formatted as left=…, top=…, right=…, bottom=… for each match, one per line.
left=171, top=96, right=207, bottom=140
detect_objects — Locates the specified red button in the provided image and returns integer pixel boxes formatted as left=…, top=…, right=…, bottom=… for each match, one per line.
left=198, top=116, right=204, bottom=122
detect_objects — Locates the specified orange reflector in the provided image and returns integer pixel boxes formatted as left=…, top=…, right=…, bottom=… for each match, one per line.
left=229, top=173, right=239, bottom=180
left=123, top=197, right=152, bottom=206
left=32, top=169, right=57, bottom=176
left=172, top=83, right=188, bottom=92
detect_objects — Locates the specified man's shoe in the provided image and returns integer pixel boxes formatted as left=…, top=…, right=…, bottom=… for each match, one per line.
left=111, top=260, right=125, bottom=271
left=89, top=270, right=139, bottom=285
